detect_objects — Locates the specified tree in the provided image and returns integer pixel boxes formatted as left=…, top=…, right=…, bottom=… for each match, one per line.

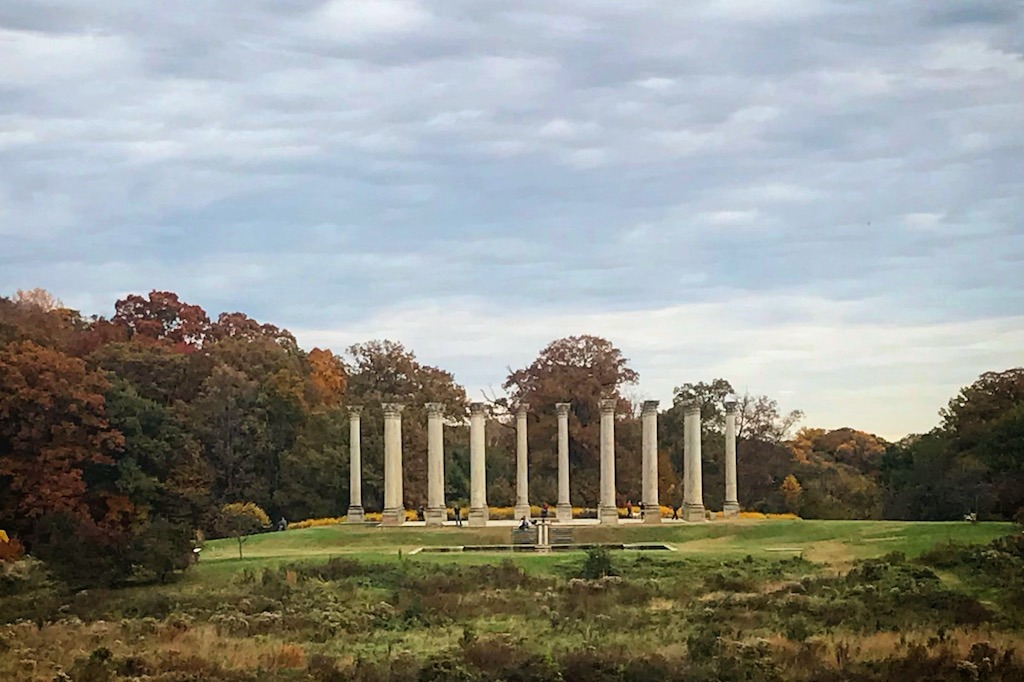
left=789, top=427, right=887, bottom=475
left=779, top=474, right=803, bottom=514
left=101, top=377, right=211, bottom=528
left=112, top=291, right=211, bottom=351
left=91, top=341, right=211, bottom=406
left=736, top=393, right=803, bottom=444
left=13, top=288, right=63, bottom=311
left=343, top=340, right=468, bottom=511
left=0, top=341, right=123, bottom=542
left=941, top=368, right=1024, bottom=451
left=0, top=293, right=84, bottom=352
left=659, top=379, right=803, bottom=511
left=128, top=518, right=193, bottom=583
left=209, top=311, right=297, bottom=350
left=218, top=502, right=270, bottom=559
left=502, top=336, right=639, bottom=506
left=190, top=365, right=265, bottom=507
left=307, top=347, right=347, bottom=407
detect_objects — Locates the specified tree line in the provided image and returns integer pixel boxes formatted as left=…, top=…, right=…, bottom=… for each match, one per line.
left=1, top=288, right=1022, bottom=584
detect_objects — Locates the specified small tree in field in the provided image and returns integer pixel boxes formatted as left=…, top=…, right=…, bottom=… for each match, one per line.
left=219, top=503, right=270, bottom=559
left=780, top=475, right=803, bottom=515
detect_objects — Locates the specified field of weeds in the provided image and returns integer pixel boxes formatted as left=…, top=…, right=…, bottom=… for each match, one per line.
left=3, top=520, right=1023, bottom=681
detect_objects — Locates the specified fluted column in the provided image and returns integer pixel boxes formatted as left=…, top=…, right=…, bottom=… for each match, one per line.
left=555, top=402, right=572, bottom=522
left=514, top=404, right=531, bottom=520
left=723, top=395, right=740, bottom=517
left=641, top=400, right=661, bottom=524
left=682, top=399, right=706, bottom=522
left=598, top=398, right=619, bottom=524
left=425, top=403, right=446, bottom=526
left=381, top=403, right=405, bottom=526
left=468, top=402, right=489, bottom=526
left=347, top=406, right=364, bottom=523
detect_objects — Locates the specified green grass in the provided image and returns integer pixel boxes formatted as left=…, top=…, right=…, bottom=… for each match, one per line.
left=195, top=519, right=1013, bottom=583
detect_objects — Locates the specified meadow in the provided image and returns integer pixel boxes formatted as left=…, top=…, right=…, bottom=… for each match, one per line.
left=3, top=519, right=1023, bottom=681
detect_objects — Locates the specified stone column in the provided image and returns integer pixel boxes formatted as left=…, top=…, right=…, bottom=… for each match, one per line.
left=598, top=398, right=619, bottom=524
left=381, top=403, right=405, bottom=526
left=514, top=404, right=531, bottom=520
left=468, top=402, right=489, bottom=526
left=347, top=406, right=364, bottom=523
left=641, top=400, right=661, bottom=524
left=723, top=395, right=740, bottom=517
left=555, top=402, right=572, bottom=522
left=682, top=399, right=706, bottom=522
left=425, top=403, right=446, bottom=526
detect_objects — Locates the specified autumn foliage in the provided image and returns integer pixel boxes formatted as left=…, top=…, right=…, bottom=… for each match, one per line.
left=1, top=288, right=1023, bottom=587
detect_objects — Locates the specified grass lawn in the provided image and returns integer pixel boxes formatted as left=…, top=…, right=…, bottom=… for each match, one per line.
left=194, top=519, right=1013, bottom=582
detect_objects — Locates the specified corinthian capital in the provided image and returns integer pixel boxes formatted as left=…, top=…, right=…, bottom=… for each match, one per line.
left=382, top=402, right=405, bottom=418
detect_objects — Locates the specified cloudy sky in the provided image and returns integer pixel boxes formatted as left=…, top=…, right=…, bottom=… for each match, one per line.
left=2, top=1, right=1022, bottom=439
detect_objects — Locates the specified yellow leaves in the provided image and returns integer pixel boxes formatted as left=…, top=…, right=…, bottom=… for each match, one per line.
left=307, top=347, right=346, bottom=406
left=780, top=474, right=803, bottom=495
left=0, top=530, right=8, bottom=543
left=221, top=502, right=271, bottom=527
left=780, top=474, right=803, bottom=514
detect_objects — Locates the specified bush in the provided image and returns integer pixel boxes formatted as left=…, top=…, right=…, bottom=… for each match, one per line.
left=128, top=519, right=193, bottom=583
left=579, top=547, right=616, bottom=580
left=289, top=517, right=344, bottom=530
left=0, top=534, right=22, bottom=563
left=31, top=513, right=129, bottom=589
left=1015, top=507, right=1024, bottom=529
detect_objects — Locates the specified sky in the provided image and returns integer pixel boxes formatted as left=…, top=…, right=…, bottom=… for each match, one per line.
left=1, top=1, right=1022, bottom=440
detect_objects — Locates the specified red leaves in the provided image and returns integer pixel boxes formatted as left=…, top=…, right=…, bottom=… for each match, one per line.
left=113, top=291, right=212, bottom=350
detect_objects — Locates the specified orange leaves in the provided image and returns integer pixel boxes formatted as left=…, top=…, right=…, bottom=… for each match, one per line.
left=0, top=341, right=122, bottom=527
left=307, top=347, right=347, bottom=406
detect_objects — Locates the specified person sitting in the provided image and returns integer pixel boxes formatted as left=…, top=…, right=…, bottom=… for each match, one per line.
left=518, top=516, right=530, bottom=530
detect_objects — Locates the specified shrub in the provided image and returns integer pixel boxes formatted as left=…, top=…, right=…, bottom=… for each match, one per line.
left=31, top=512, right=129, bottom=589
left=1015, top=507, right=1024, bottom=529
left=289, top=517, right=344, bottom=530
left=68, top=647, right=115, bottom=682
left=579, top=547, right=616, bottom=580
left=0, top=532, right=23, bottom=563
left=128, top=519, right=193, bottom=583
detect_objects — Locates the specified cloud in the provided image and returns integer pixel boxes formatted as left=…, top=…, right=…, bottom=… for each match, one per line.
left=293, top=295, right=1024, bottom=439
left=1, top=0, right=1022, bottom=438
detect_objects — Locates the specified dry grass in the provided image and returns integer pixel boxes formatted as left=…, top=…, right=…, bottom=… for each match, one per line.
left=0, top=621, right=303, bottom=681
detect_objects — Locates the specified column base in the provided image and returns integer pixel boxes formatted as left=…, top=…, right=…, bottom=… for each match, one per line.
left=682, top=504, right=706, bottom=522
left=380, top=507, right=405, bottom=526
left=424, top=506, right=446, bottom=526
left=514, top=504, right=531, bottom=521
left=346, top=506, right=364, bottom=523
left=468, top=507, right=489, bottom=527
left=642, top=503, right=662, bottom=524
left=598, top=505, right=620, bottom=525
left=723, top=502, right=740, bottom=518
left=556, top=503, right=573, bottom=522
